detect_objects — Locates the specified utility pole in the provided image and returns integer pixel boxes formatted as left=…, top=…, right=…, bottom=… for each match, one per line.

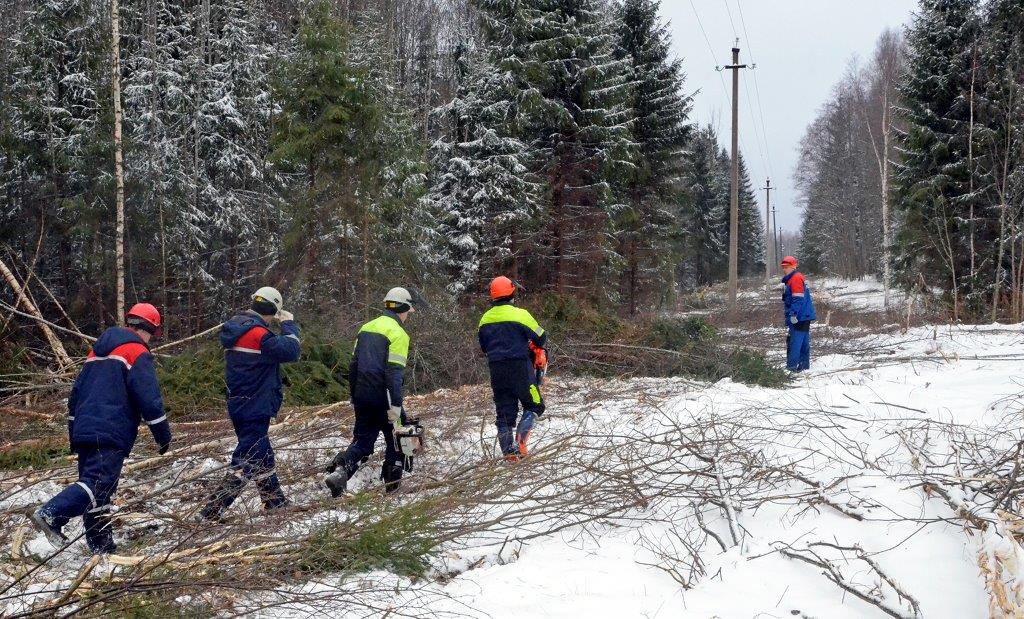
left=772, top=205, right=780, bottom=273
left=722, top=43, right=748, bottom=310
left=763, top=178, right=773, bottom=301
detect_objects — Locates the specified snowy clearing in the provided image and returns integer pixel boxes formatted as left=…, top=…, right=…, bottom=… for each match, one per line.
left=404, top=323, right=1021, bottom=619
left=3, top=316, right=1023, bottom=617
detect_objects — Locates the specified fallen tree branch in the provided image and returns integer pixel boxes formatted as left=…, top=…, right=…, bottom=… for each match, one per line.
left=152, top=324, right=221, bottom=352
left=778, top=543, right=921, bottom=619
left=0, top=258, right=74, bottom=369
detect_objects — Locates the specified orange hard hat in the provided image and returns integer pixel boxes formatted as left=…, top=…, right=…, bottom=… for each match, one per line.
left=126, top=302, right=162, bottom=335
left=489, top=276, right=515, bottom=300
left=780, top=256, right=798, bottom=268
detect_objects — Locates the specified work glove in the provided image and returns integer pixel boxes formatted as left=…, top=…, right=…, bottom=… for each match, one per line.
left=153, top=424, right=172, bottom=453
left=277, top=309, right=295, bottom=322
left=387, top=405, right=403, bottom=426
left=789, top=314, right=798, bottom=325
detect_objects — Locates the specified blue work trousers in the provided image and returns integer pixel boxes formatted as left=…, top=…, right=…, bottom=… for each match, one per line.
left=787, top=324, right=811, bottom=371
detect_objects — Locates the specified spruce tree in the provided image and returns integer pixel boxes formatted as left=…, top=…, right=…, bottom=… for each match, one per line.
left=349, top=7, right=428, bottom=309
left=893, top=0, right=980, bottom=315
left=3, top=0, right=109, bottom=315
left=273, top=2, right=426, bottom=311
left=428, top=44, right=536, bottom=296
left=475, top=0, right=635, bottom=296
left=736, top=154, right=765, bottom=276
left=271, top=1, right=365, bottom=306
left=200, top=0, right=278, bottom=307
left=122, top=0, right=198, bottom=320
left=978, top=0, right=1024, bottom=317
left=678, top=124, right=727, bottom=287
left=614, top=0, right=692, bottom=312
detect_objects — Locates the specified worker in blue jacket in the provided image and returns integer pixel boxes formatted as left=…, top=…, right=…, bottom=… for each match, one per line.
left=324, top=287, right=415, bottom=497
left=781, top=256, right=817, bottom=372
left=200, top=286, right=300, bottom=521
left=478, top=276, right=547, bottom=461
left=31, top=303, right=172, bottom=554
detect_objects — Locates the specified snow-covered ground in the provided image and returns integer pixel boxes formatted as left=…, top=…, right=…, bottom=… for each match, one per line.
left=814, top=275, right=897, bottom=310
left=813, top=275, right=946, bottom=315
left=3, top=285, right=1022, bottom=617
left=405, top=323, right=1022, bottom=619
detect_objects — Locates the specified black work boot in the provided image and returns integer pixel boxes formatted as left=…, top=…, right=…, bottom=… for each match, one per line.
left=324, top=469, right=349, bottom=498
left=84, top=509, right=117, bottom=555
left=31, top=508, right=68, bottom=546
left=324, top=451, right=346, bottom=474
left=199, top=473, right=245, bottom=522
left=325, top=453, right=356, bottom=498
left=381, top=462, right=404, bottom=494
left=498, top=430, right=517, bottom=459
left=256, top=473, right=290, bottom=511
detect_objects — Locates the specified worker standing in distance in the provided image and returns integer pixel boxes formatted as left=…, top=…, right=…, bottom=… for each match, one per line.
left=200, top=287, right=300, bottom=521
left=31, top=303, right=172, bottom=554
left=478, top=276, right=547, bottom=461
left=781, top=256, right=817, bottom=372
left=324, top=287, right=415, bottom=496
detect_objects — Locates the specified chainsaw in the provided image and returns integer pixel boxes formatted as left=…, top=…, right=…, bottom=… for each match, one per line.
left=395, top=416, right=425, bottom=472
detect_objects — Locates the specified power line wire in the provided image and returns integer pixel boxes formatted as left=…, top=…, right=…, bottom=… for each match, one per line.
left=688, top=0, right=754, bottom=159
left=742, top=72, right=769, bottom=179
left=689, top=0, right=730, bottom=100
left=735, top=0, right=776, bottom=182
left=721, top=0, right=738, bottom=39
left=733, top=0, right=770, bottom=174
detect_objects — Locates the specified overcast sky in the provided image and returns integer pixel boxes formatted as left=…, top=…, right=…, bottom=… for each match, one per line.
left=662, top=0, right=918, bottom=235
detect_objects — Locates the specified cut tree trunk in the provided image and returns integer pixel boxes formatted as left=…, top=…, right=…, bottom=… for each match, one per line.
left=0, top=256, right=73, bottom=370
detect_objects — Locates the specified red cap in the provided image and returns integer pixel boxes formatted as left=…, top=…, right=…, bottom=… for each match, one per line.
left=489, top=276, right=515, bottom=300
left=126, top=303, right=162, bottom=336
left=780, top=256, right=798, bottom=268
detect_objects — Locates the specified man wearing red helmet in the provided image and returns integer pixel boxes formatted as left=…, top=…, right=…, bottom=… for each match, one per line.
left=478, top=276, right=548, bottom=460
left=31, top=303, right=172, bottom=554
left=781, top=256, right=817, bottom=372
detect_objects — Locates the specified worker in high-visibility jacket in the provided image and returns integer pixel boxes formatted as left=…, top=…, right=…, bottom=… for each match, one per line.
left=781, top=256, right=817, bottom=372
left=199, top=286, right=300, bottom=521
left=324, top=287, right=415, bottom=497
left=478, top=276, right=547, bottom=461
left=32, top=303, right=172, bottom=554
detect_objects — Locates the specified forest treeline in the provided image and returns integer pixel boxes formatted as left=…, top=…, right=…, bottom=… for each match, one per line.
left=797, top=0, right=1024, bottom=320
left=0, top=0, right=766, bottom=340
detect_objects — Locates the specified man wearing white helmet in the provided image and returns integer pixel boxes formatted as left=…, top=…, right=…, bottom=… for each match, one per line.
left=200, top=286, right=301, bottom=521
left=324, top=287, right=414, bottom=496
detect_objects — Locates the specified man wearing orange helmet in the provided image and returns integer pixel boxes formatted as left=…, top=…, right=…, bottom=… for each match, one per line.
left=478, top=276, right=548, bottom=460
left=781, top=256, right=816, bottom=372
left=31, top=303, right=172, bottom=554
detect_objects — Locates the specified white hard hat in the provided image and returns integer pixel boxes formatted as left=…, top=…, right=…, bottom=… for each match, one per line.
left=384, top=287, right=414, bottom=311
left=252, top=286, right=283, bottom=312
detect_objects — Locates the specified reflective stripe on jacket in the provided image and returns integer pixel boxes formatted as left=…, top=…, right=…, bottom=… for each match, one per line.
left=68, top=327, right=171, bottom=453
left=349, top=311, right=409, bottom=408
left=478, top=302, right=546, bottom=362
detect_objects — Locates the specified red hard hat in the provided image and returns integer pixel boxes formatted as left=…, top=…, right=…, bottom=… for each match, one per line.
left=489, top=276, right=515, bottom=300
left=780, top=256, right=798, bottom=268
left=126, top=303, right=162, bottom=335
